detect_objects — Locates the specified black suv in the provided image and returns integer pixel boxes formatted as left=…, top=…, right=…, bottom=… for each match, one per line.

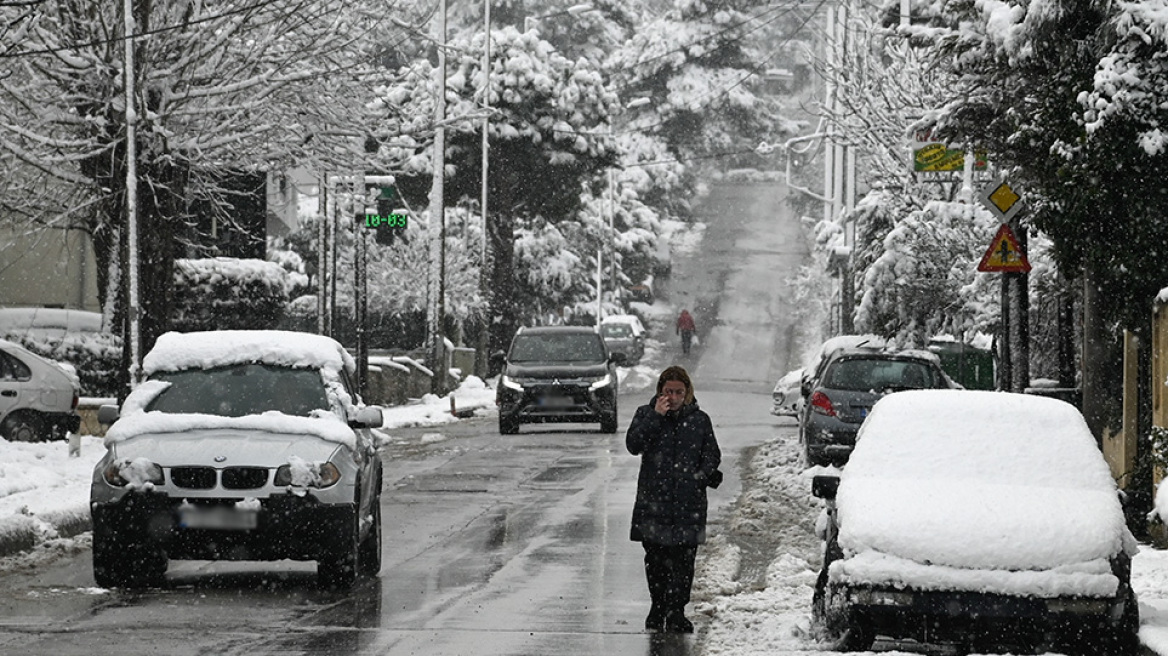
left=496, top=326, right=623, bottom=434
left=799, top=348, right=954, bottom=466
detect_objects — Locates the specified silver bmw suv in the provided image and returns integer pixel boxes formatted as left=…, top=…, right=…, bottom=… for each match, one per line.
left=89, top=330, right=384, bottom=589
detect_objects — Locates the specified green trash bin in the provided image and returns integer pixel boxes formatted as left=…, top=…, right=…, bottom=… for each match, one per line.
left=928, top=340, right=995, bottom=390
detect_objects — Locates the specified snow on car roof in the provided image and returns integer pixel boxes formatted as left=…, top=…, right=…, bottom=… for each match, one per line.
left=837, top=390, right=1129, bottom=580
left=142, top=330, right=355, bottom=375
left=850, top=390, right=1112, bottom=488
left=806, top=333, right=887, bottom=368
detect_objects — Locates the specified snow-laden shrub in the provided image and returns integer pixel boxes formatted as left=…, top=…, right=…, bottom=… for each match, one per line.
left=171, top=257, right=289, bottom=332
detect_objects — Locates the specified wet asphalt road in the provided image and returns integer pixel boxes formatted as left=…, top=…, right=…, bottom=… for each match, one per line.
left=0, top=182, right=807, bottom=656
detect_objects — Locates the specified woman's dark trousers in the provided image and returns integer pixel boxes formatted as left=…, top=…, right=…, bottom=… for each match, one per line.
left=642, top=542, right=697, bottom=630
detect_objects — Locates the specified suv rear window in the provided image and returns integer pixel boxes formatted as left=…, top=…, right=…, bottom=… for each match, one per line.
left=509, top=334, right=606, bottom=363
left=823, top=358, right=939, bottom=391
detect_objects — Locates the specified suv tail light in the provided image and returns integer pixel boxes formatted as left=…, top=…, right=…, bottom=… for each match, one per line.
left=72, top=392, right=79, bottom=410
left=810, top=391, right=836, bottom=417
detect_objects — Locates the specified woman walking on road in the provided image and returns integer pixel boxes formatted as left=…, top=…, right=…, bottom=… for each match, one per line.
left=627, top=365, right=722, bottom=633
left=676, top=309, right=696, bottom=355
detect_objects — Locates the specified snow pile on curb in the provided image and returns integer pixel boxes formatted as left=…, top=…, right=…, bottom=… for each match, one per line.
left=695, top=430, right=829, bottom=655
left=0, top=436, right=106, bottom=560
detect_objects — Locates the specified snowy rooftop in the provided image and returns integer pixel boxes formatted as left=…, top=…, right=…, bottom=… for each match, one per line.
left=142, top=330, right=355, bottom=376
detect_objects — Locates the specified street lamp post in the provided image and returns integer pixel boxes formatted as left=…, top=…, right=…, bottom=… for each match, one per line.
left=476, top=0, right=492, bottom=378
left=123, top=0, right=141, bottom=390
left=427, top=0, right=449, bottom=395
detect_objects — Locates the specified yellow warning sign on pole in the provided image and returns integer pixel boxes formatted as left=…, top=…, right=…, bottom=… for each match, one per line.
left=978, top=224, right=1031, bottom=273
left=978, top=176, right=1023, bottom=223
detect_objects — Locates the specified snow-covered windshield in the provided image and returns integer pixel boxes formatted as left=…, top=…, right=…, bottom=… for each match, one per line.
left=146, top=364, right=328, bottom=418
left=509, top=334, right=606, bottom=363
left=824, top=358, right=939, bottom=391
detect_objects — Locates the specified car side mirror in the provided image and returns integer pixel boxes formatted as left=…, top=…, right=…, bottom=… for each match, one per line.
left=353, top=406, right=383, bottom=429
left=812, top=475, right=840, bottom=501
left=97, top=404, right=120, bottom=426
left=801, top=379, right=812, bottom=397
left=490, top=350, right=506, bottom=366
left=610, top=352, right=627, bottom=365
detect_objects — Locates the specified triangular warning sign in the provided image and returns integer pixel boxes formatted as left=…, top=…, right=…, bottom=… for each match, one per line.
left=978, top=224, right=1031, bottom=273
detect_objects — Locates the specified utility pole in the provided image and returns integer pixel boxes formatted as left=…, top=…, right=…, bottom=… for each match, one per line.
left=122, top=0, right=141, bottom=389
left=317, top=173, right=329, bottom=336
left=475, top=0, right=492, bottom=379
left=427, top=0, right=449, bottom=395
left=354, top=178, right=368, bottom=398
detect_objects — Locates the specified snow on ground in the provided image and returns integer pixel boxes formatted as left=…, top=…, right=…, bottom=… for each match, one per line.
left=1135, top=547, right=1168, bottom=654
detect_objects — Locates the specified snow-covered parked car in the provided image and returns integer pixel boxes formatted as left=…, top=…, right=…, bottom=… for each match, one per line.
left=811, top=390, right=1139, bottom=654
left=0, top=338, right=80, bottom=441
left=89, top=330, right=384, bottom=589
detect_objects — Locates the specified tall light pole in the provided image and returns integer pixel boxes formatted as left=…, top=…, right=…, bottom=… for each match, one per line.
left=475, top=0, right=492, bottom=378
left=122, top=0, right=141, bottom=390
left=427, top=0, right=449, bottom=395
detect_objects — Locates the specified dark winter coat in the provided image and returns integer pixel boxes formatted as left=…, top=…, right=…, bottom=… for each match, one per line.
left=627, top=396, right=722, bottom=546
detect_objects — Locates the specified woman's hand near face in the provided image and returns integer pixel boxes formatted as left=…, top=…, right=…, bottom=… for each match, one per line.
left=654, top=394, right=671, bottom=415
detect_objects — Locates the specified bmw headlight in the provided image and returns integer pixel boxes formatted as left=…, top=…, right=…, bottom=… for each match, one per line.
left=275, top=458, right=341, bottom=488
left=501, top=375, right=524, bottom=391
left=589, top=373, right=612, bottom=391
left=102, top=458, right=164, bottom=489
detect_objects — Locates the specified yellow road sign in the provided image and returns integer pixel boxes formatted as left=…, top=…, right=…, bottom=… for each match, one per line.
left=978, top=224, right=1031, bottom=273
left=978, top=177, right=1023, bottom=222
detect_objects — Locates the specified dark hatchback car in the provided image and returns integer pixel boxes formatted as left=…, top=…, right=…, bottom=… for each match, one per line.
left=496, top=326, right=623, bottom=434
left=799, top=349, right=954, bottom=466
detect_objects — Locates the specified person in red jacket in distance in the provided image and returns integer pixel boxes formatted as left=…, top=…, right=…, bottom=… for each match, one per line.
left=676, top=309, right=696, bottom=355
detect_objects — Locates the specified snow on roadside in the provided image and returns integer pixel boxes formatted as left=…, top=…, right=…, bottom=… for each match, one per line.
left=1133, top=545, right=1168, bottom=654
left=694, top=428, right=829, bottom=655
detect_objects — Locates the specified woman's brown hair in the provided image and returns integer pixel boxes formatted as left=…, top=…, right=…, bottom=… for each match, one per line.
left=656, top=365, right=695, bottom=405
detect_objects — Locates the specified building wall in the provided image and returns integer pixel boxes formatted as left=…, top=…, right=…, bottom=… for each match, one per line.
left=0, top=225, right=100, bottom=311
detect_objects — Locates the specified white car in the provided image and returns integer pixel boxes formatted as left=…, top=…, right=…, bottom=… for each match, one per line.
left=0, top=339, right=80, bottom=441
left=812, top=390, right=1138, bottom=654
left=601, top=314, right=647, bottom=365
left=90, top=330, right=384, bottom=589
left=602, top=314, right=646, bottom=339
left=771, top=367, right=804, bottom=417
left=0, top=307, right=104, bottom=338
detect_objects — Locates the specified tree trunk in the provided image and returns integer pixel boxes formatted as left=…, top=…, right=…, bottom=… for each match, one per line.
left=1081, top=262, right=1123, bottom=447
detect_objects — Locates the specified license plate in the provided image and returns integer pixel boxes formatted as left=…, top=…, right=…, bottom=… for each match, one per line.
left=179, top=507, right=258, bottom=530
left=540, top=396, right=574, bottom=407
